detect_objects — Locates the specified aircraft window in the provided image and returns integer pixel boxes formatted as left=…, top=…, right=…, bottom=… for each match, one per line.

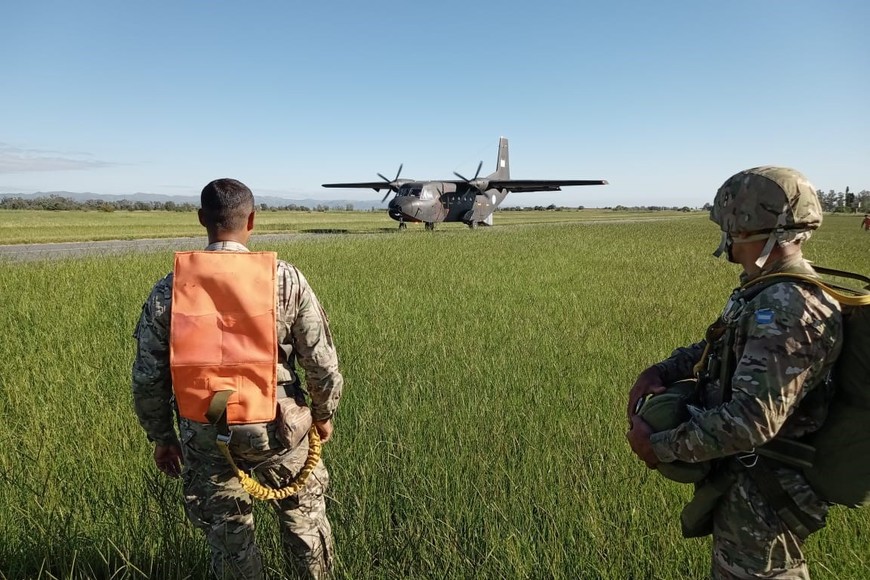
left=401, top=187, right=422, bottom=198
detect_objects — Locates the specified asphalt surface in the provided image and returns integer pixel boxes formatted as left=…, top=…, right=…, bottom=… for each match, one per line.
left=0, top=233, right=332, bottom=262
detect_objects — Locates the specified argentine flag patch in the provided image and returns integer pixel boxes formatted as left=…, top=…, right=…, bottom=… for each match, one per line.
left=755, top=308, right=775, bottom=325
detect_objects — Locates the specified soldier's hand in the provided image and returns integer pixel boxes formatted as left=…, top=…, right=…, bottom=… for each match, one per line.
left=626, top=415, right=659, bottom=469
left=314, top=419, right=333, bottom=443
left=627, top=365, right=666, bottom=421
left=154, top=443, right=183, bottom=478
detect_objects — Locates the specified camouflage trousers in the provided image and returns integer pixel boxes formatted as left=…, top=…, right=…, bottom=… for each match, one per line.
left=711, top=464, right=827, bottom=579
left=179, top=418, right=334, bottom=580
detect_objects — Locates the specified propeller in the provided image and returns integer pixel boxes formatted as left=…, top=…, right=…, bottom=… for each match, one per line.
left=453, top=161, right=486, bottom=193
left=378, top=164, right=403, bottom=202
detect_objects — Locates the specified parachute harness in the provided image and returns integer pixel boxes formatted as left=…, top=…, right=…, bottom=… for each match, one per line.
left=693, top=268, right=870, bottom=379
left=207, top=389, right=321, bottom=502
left=215, top=426, right=322, bottom=501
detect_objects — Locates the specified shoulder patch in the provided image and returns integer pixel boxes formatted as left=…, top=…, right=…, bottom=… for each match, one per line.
left=755, top=308, right=775, bottom=325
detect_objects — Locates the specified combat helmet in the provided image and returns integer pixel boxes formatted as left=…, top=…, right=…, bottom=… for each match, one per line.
left=635, top=379, right=710, bottom=484
left=710, top=166, right=822, bottom=268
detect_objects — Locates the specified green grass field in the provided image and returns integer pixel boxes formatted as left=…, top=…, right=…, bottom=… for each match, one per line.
left=1, top=213, right=868, bottom=579
left=0, top=208, right=695, bottom=244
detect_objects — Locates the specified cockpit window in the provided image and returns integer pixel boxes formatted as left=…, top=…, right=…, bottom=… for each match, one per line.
left=398, top=186, right=422, bottom=198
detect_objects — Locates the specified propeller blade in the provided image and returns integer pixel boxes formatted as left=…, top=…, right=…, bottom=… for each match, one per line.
left=453, top=171, right=469, bottom=182
left=377, top=172, right=390, bottom=183
left=381, top=190, right=392, bottom=203
left=473, top=160, right=483, bottom=180
left=394, top=164, right=403, bottom=181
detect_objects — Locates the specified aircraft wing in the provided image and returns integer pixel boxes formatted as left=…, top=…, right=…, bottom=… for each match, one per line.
left=321, top=182, right=394, bottom=192
left=487, top=179, right=608, bottom=192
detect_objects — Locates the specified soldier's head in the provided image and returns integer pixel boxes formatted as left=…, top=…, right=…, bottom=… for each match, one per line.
left=709, top=166, right=822, bottom=271
left=199, top=178, right=255, bottom=240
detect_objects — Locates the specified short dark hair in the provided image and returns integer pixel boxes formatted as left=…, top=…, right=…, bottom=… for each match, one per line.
left=200, top=178, right=254, bottom=231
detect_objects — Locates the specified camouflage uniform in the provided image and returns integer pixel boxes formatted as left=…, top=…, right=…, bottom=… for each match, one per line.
left=648, top=168, right=844, bottom=579
left=132, top=241, right=343, bottom=580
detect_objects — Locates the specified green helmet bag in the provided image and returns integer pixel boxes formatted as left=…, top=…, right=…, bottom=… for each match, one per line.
left=637, top=379, right=711, bottom=484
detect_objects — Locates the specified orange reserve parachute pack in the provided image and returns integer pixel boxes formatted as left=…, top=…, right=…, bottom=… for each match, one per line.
left=170, top=251, right=278, bottom=424
left=169, top=250, right=322, bottom=501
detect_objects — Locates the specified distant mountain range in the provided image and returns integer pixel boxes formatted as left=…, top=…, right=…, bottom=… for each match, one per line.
left=0, top=190, right=384, bottom=210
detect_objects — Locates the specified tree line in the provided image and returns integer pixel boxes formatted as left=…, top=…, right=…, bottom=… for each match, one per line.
left=2, top=189, right=867, bottom=213
left=816, top=189, right=870, bottom=213
left=0, top=195, right=358, bottom=213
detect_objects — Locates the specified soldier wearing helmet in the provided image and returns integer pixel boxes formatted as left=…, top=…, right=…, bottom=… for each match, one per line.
left=626, top=167, right=843, bottom=578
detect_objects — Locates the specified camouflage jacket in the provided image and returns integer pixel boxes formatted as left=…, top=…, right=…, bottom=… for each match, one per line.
left=131, top=241, right=343, bottom=446
left=650, top=254, right=843, bottom=463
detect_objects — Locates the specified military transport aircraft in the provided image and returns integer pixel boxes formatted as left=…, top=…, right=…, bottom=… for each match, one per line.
left=322, top=137, right=608, bottom=230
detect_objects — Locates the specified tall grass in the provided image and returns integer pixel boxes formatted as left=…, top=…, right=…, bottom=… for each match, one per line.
left=1, top=214, right=868, bottom=578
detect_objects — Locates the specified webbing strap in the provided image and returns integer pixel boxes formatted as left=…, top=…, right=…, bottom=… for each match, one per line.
left=741, top=457, right=823, bottom=540
left=747, top=273, right=870, bottom=307
left=205, top=389, right=234, bottom=439
left=757, top=438, right=816, bottom=470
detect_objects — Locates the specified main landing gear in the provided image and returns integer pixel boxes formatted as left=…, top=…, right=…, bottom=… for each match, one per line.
left=424, top=222, right=436, bottom=231
left=398, top=220, right=407, bottom=230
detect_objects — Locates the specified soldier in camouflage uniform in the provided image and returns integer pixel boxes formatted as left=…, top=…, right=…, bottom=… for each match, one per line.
left=132, top=178, right=343, bottom=579
left=626, top=167, right=843, bottom=579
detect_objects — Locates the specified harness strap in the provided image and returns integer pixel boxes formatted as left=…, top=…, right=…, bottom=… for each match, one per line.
left=747, top=273, right=870, bottom=307
left=757, top=438, right=816, bottom=470
left=740, top=457, right=824, bottom=540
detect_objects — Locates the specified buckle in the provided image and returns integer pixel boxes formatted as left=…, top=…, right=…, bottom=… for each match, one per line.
left=736, top=451, right=758, bottom=468
left=216, top=432, right=232, bottom=445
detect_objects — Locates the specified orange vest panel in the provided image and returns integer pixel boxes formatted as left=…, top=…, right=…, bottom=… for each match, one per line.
left=170, top=251, right=278, bottom=424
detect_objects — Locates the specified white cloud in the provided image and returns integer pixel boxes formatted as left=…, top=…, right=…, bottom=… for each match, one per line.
left=0, top=143, right=118, bottom=174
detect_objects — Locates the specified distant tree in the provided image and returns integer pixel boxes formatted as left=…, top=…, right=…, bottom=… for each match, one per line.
left=345, top=203, right=354, bottom=212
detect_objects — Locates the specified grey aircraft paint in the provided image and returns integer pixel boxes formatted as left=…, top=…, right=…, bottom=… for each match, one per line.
left=322, top=137, right=607, bottom=230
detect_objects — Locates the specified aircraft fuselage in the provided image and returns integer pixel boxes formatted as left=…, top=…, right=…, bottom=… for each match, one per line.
left=387, top=181, right=507, bottom=226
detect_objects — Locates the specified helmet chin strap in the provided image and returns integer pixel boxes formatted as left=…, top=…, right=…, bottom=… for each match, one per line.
left=713, top=231, right=728, bottom=258
left=754, top=233, right=779, bottom=269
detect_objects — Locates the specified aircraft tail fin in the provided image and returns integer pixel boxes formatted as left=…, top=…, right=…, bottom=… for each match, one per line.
left=487, top=137, right=509, bottom=181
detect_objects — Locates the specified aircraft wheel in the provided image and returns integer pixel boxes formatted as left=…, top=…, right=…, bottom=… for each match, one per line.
left=425, top=222, right=435, bottom=231
left=468, top=221, right=477, bottom=230
left=398, top=222, right=407, bottom=230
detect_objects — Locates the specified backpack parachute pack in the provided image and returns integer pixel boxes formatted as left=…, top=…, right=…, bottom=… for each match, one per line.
left=766, top=266, right=870, bottom=507
left=733, top=266, right=870, bottom=507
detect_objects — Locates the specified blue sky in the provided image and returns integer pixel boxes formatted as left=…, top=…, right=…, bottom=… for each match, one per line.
left=1, top=1, right=867, bottom=207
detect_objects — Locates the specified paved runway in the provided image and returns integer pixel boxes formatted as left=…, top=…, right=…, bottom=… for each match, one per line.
left=0, top=233, right=329, bottom=262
